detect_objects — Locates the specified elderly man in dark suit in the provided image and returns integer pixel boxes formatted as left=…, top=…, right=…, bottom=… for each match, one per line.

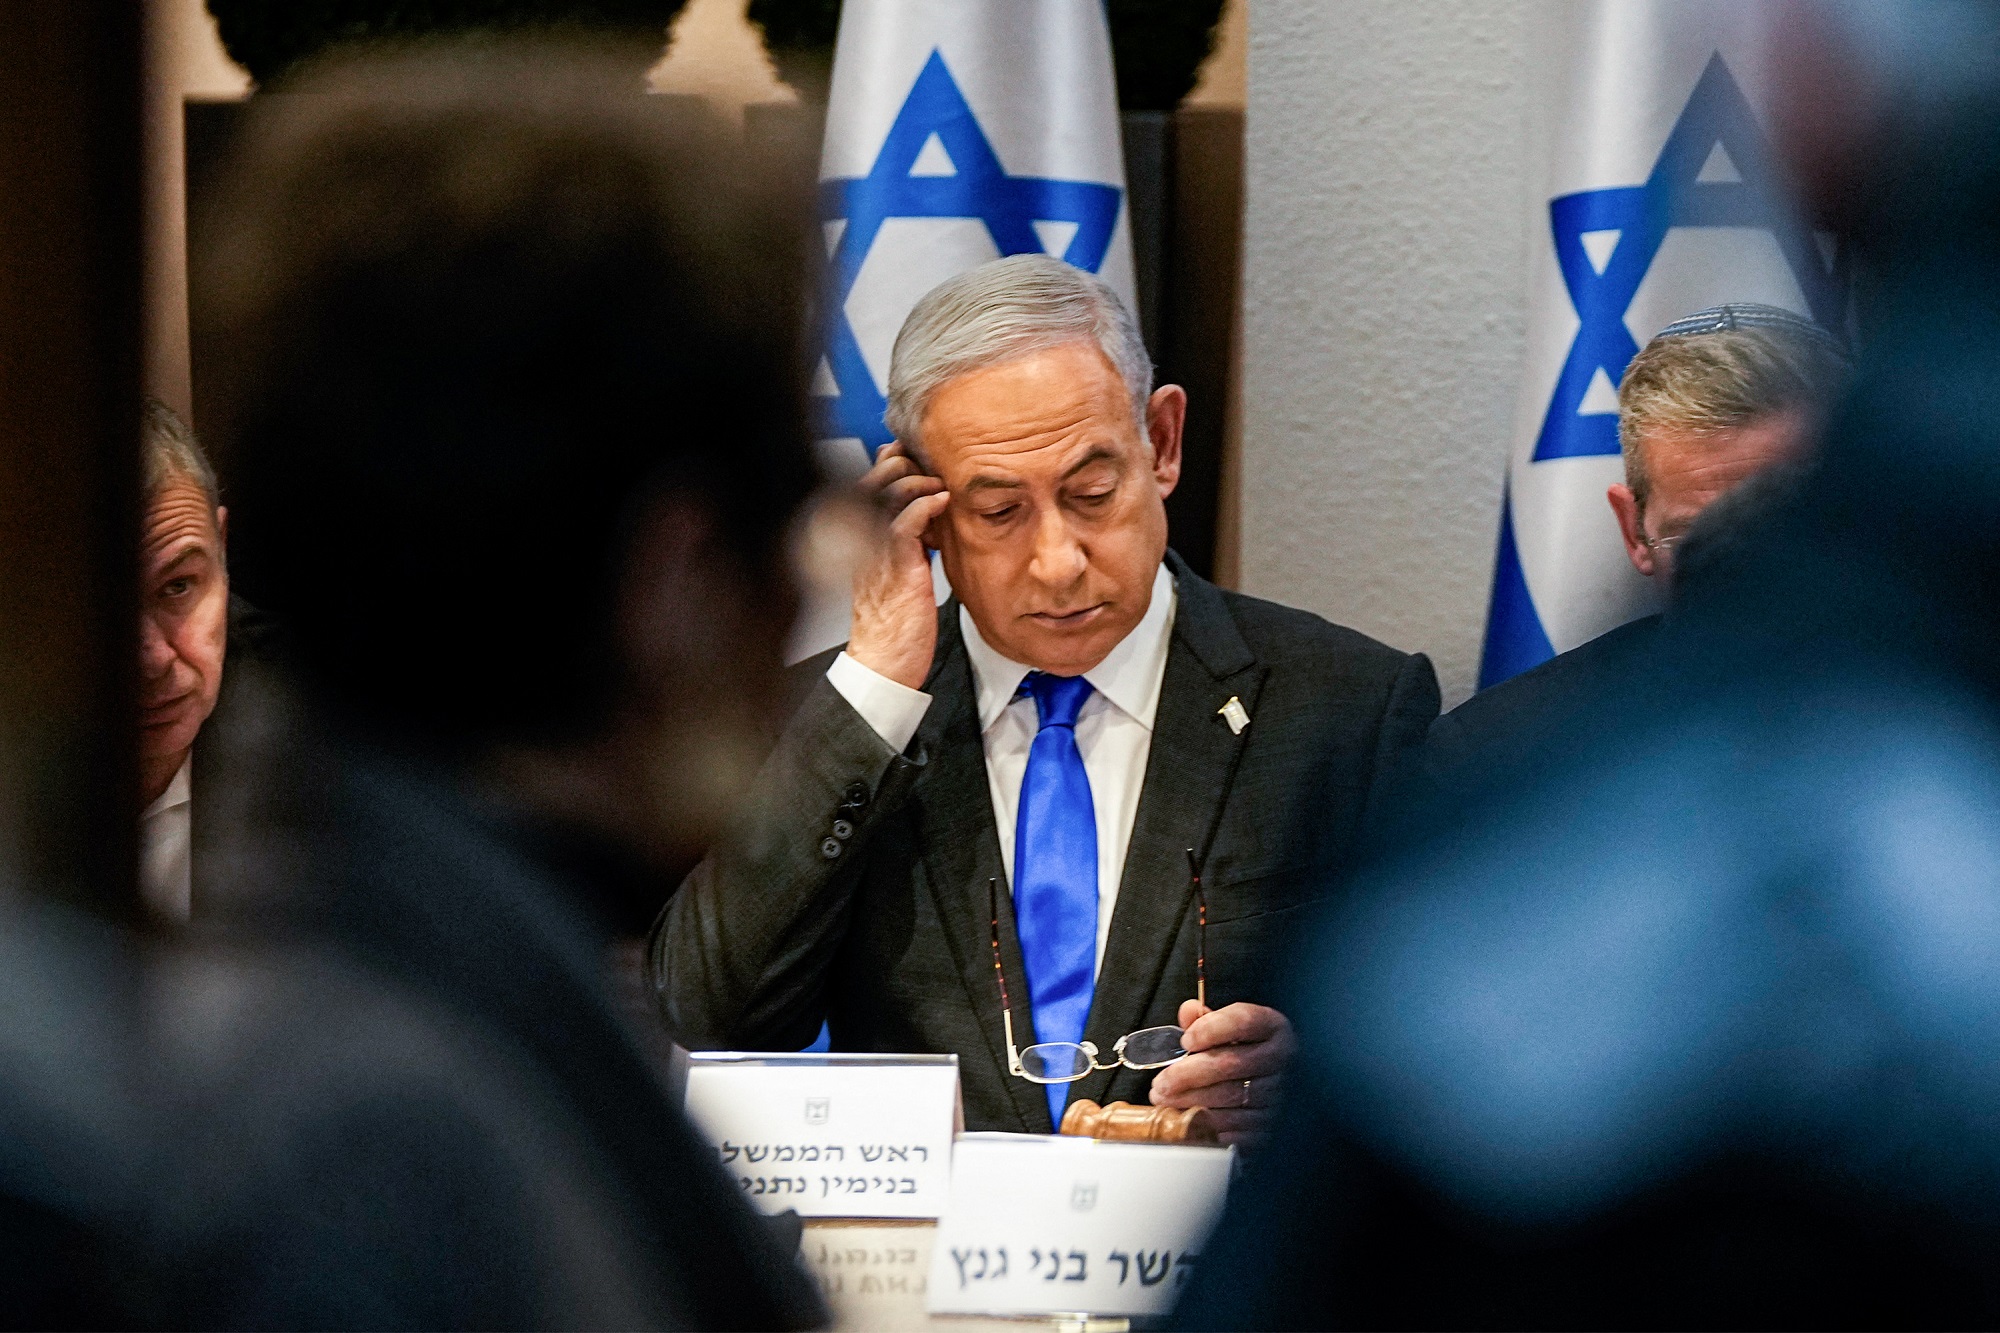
left=654, top=255, right=1438, bottom=1143
left=134, top=400, right=287, bottom=925
left=136, top=400, right=230, bottom=923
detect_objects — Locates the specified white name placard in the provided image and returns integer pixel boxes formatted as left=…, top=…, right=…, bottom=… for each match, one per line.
left=683, top=1052, right=960, bottom=1218
left=926, top=1132, right=1235, bottom=1318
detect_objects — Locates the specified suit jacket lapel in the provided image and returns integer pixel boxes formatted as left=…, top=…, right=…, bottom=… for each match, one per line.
left=1070, top=554, right=1265, bottom=1111
left=911, top=604, right=1051, bottom=1133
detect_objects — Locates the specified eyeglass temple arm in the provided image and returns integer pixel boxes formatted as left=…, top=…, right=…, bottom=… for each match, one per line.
left=989, top=877, right=1026, bottom=1076
left=1186, top=848, right=1207, bottom=1012
left=1002, top=1008, right=1026, bottom=1077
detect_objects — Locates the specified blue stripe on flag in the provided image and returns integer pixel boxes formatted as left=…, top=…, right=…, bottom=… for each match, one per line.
left=1478, top=489, right=1554, bottom=690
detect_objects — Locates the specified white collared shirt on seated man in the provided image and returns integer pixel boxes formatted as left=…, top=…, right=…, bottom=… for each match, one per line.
left=829, top=561, right=1176, bottom=973
left=141, top=756, right=194, bottom=921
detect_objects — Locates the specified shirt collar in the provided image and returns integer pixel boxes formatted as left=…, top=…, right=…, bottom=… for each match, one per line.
left=959, top=562, right=1178, bottom=734
left=143, top=755, right=192, bottom=821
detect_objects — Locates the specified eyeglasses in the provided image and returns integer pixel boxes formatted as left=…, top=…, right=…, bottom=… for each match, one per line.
left=1643, top=532, right=1687, bottom=554
left=987, top=848, right=1207, bottom=1086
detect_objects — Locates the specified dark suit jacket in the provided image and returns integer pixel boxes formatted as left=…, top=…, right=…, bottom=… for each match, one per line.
left=1418, top=613, right=1664, bottom=805
left=652, top=552, right=1438, bottom=1133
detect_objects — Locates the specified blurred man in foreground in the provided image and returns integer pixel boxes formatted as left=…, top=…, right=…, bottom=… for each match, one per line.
left=1424, top=305, right=1847, bottom=789
left=156, top=43, right=823, bottom=1328
left=654, top=255, right=1437, bottom=1144
left=1181, top=2, right=2000, bottom=1325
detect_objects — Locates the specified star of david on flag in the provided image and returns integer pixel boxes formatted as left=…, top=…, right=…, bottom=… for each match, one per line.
left=819, top=53, right=1123, bottom=452
left=1479, top=5, right=1850, bottom=690
left=812, top=0, right=1135, bottom=463
left=1533, top=54, right=1847, bottom=463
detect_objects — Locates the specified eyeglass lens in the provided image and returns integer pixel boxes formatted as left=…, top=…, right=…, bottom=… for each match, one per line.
left=1017, top=1025, right=1189, bottom=1083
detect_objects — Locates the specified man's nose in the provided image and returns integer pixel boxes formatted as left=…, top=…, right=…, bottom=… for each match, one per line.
left=138, top=614, right=177, bottom=679
left=1026, top=507, right=1087, bottom=589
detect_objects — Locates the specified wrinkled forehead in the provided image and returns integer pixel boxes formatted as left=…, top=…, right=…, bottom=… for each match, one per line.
left=917, top=341, right=1143, bottom=474
left=141, top=478, right=222, bottom=559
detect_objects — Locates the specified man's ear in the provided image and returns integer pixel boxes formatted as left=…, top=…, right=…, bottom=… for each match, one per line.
left=215, top=504, right=229, bottom=545
left=1607, top=483, right=1656, bottom=577
left=1146, top=385, right=1187, bottom=498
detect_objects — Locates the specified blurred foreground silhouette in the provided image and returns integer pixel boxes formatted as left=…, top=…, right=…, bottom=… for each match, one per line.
left=1183, top=3, right=2000, bottom=1327
left=128, top=40, right=824, bottom=1329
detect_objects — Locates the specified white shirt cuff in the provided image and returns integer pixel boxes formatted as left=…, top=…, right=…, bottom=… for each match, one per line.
left=827, top=651, right=932, bottom=754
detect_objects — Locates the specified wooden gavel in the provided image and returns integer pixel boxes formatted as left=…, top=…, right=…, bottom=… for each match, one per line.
left=1059, top=1098, right=1219, bottom=1145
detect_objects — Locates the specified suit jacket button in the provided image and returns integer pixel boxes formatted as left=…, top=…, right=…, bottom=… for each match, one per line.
left=832, top=818, right=855, bottom=840
left=843, top=781, right=870, bottom=808
left=820, top=836, right=843, bottom=860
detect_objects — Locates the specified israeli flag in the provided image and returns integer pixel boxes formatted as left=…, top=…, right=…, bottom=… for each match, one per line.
left=1477, top=1, right=1847, bottom=688
left=813, top=0, right=1136, bottom=474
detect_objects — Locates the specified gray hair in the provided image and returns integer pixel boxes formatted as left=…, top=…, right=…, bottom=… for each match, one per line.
left=143, top=399, right=220, bottom=510
left=1618, top=304, right=1850, bottom=512
left=883, top=254, right=1153, bottom=453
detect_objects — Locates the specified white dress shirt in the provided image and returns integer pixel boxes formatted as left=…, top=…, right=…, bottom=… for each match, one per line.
left=140, top=756, right=193, bottom=923
left=826, top=562, right=1177, bottom=972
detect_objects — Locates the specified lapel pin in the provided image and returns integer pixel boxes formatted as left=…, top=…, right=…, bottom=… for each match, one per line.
left=1219, top=696, right=1250, bottom=735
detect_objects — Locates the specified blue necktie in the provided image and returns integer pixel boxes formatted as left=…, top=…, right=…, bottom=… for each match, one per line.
left=1013, top=672, right=1098, bottom=1129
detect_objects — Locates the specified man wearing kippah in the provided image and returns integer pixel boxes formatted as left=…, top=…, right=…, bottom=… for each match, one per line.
left=1607, top=303, right=1850, bottom=587
left=1426, top=303, right=1849, bottom=782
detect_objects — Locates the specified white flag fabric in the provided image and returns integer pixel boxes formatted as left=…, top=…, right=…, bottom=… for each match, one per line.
left=1477, top=1, right=1847, bottom=688
left=812, top=0, right=1136, bottom=476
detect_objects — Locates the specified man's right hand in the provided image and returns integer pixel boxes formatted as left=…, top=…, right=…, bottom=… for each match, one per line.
left=847, top=440, right=951, bottom=691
